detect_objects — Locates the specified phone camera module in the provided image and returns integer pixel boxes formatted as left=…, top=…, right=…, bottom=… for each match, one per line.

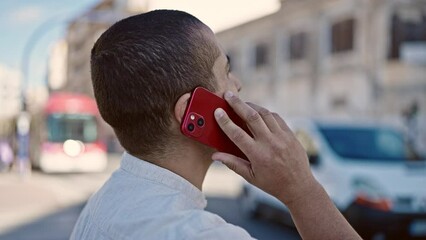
left=187, top=123, right=195, bottom=132
left=197, top=118, right=204, bottom=127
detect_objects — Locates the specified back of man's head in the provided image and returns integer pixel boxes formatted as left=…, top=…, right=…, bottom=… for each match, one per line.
left=91, top=10, right=220, bottom=157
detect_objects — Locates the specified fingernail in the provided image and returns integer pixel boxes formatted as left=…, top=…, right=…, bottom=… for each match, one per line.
left=212, top=153, right=223, bottom=162
left=224, top=91, right=234, bottom=100
left=214, top=159, right=224, bottom=164
left=214, top=108, right=224, bottom=118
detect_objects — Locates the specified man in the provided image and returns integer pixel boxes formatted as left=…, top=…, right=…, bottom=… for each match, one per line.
left=71, top=10, right=360, bottom=240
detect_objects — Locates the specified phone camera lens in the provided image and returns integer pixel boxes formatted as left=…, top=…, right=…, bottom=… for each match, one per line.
left=197, top=118, right=204, bottom=127
left=187, top=123, right=195, bottom=132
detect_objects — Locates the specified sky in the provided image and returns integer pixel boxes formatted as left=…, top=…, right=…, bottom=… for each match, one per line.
left=0, top=0, right=279, bottom=88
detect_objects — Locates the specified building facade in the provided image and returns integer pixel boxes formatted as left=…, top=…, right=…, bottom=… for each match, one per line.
left=0, top=65, right=21, bottom=137
left=64, top=0, right=148, bottom=96
left=217, top=0, right=426, bottom=124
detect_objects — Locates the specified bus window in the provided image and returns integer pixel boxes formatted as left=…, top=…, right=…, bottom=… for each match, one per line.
left=47, top=114, right=97, bottom=143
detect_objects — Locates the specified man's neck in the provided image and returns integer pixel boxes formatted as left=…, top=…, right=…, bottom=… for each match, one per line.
left=138, top=141, right=212, bottom=190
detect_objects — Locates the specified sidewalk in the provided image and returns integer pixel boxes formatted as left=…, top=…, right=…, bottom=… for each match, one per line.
left=0, top=171, right=111, bottom=234
left=0, top=158, right=243, bottom=236
left=0, top=173, right=58, bottom=233
left=0, top=154, right=121, bottom=235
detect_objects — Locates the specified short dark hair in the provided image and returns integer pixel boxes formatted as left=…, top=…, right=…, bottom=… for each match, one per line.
left=91, top=10, right=220, bottom=156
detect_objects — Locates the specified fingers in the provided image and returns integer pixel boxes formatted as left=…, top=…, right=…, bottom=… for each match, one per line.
left=223, top=91, right=270, bottom=138
left=271, top=112, right=292, bottom=132
left=214, top=108, right=254, bottom=153
left=246, top=102, right=281, bottom=132
left=212, top=152, right=254, bottom=180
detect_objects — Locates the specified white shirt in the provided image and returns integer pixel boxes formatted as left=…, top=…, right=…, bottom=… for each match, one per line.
left=70, top=152, right=254, bottom=240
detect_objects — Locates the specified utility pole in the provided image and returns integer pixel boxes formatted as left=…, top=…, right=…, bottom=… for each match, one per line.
left=17, top=15, right=63, bottom=177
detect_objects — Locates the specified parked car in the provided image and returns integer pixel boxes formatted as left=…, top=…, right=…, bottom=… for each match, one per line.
left=239, top=119, right=426, bottom=240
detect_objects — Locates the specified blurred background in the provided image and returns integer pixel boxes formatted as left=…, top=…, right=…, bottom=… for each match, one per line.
left=0, top=0, right=425, bottom=240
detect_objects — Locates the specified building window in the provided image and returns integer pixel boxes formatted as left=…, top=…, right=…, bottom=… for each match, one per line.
left=331, top=96, right=347, bottom=108
left=254, top=43, right=268, bottom=68
left=289, top=32, right=308, bottom=60
left=388, top=9, right=426, bottom=61
left=330, top=18, right=356, bottom=53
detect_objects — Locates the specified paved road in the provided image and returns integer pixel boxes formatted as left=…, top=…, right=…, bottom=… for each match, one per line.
left=0, top=154, right=300, bottom=240
left=206, top=197, right=301, bottom=240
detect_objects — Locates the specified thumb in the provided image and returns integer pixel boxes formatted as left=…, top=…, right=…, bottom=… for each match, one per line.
left=212, top=152, right=254, bottom=181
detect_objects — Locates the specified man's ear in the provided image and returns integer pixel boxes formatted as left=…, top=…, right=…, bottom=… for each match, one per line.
left=174, top=93, right=191, bottom=124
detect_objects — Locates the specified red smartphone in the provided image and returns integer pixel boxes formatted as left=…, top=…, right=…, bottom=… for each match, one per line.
left=181, top=87, right=249, bottom=159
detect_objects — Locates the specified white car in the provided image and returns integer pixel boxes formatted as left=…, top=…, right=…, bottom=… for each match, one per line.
left=239, top=120, right=426, bottom=240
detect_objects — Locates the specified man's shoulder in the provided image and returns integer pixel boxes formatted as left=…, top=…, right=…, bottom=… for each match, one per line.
left=187, top=210, right=254, bottom=239
left=72, top=163, right=254, bottom=239
left=74, top=202, right=253, bottom=240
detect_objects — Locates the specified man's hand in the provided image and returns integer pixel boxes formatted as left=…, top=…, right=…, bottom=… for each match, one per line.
left=212, top=91, right=318, bottom=205
left=212, top=91, right=361, bottom=240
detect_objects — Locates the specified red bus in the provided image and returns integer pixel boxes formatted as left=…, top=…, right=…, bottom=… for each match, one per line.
left=31, top=92, right=107, bottom=172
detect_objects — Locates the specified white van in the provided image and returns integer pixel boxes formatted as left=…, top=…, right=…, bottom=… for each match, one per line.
left=239, top=120, right=426, bottom=240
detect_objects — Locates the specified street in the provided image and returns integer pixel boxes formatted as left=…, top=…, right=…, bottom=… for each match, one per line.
left=0, top=154, right=300, bottom=240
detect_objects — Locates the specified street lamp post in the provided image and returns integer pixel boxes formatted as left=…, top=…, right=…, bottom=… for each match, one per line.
left=17, top=15, right=65, bottom=176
